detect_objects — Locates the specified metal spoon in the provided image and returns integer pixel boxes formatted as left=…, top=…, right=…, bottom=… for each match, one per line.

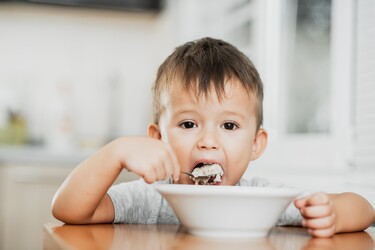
left=181, top=171, right=195, bottom=178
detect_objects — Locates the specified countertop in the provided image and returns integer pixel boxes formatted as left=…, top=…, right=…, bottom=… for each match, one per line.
left=44, top=223, right=375, bottom=250
left=0, top=145, right=94, bottom=166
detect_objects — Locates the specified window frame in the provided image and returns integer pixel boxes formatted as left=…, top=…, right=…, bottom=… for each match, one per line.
left=254, top=0, right=356, bottom=172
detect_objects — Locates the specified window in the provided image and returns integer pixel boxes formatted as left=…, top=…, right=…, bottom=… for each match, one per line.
left=284, top=0, right=331, bottom=134
left=254, top=0, right=355, bottom=172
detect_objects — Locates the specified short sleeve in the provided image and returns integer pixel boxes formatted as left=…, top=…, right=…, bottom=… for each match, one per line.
left=107, top=179, right=163, bottom=224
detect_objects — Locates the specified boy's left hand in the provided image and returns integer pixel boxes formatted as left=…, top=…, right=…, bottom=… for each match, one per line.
left=294, top=192, right=336, bottom=238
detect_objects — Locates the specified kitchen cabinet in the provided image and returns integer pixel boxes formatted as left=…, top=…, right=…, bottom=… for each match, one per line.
left=0, top=164, right=138, bottom=250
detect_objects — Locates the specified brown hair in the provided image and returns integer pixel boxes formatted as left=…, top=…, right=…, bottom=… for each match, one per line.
left=152, top=37, right=264, bottom=129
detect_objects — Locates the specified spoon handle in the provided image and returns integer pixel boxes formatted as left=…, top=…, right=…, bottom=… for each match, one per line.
left=181, top=171, right=194, bottom=178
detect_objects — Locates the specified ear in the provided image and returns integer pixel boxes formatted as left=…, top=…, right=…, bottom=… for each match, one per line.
left=250, top=128, right=268, bottom=160
left=148, top=123, right=162, bottom=140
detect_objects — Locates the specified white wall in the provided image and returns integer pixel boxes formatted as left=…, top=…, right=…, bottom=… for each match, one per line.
left=0, top=2, right=179, bottom=150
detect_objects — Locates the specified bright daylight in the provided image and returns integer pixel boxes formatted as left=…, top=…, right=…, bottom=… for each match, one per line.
left=0, top=0, right=374, bottom=249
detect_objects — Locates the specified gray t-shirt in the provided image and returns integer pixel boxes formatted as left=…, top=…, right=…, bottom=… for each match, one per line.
left=107, top=177, right=305, bottom=226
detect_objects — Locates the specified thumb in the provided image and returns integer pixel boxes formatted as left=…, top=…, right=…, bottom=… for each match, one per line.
left=294, top=195, right=312, bottom=209
left=305, top=192, right=329, bottom=206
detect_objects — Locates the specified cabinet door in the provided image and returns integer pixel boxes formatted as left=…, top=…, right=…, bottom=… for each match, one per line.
left=1, top=165, right=138, bottom=250
left=1, top=165, right=73, bottom=250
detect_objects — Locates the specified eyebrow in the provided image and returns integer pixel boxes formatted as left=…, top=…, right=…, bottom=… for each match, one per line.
left=172, top=108, right=248, bottom=121
left=219, top=110, right=247, bottom=120
left=172, top=108, right=198, bottom=116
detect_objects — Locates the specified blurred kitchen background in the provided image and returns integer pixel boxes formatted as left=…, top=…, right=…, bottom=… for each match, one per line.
left=0, top=0, right=374, bottom=249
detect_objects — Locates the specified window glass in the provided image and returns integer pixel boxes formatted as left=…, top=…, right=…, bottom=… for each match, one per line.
left=285, top=0, right=332, bottom=134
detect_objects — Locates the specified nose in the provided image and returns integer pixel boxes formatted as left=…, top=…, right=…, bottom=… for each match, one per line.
left=197, top=127, right=219, bottom=150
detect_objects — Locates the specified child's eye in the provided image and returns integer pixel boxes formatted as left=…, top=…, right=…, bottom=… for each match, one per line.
left=221, top=122, right=238, bottom=130
left=179, top=121, right=197, bottom=129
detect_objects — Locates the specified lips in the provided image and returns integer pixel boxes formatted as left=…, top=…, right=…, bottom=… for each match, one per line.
left=189, top=163, right=224, bottom=185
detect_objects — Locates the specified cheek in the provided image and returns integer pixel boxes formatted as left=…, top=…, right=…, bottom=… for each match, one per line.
left=231, top=150, right=252, bottom=169
left=225, top=135, right=253, bottom=166
left=226, top=133, right=253, bottom=153
left=171, top=143, right=185, bottom=158
left=227, top=150, right=252, bottom=183
left=167, top=135, right=189, bottom=161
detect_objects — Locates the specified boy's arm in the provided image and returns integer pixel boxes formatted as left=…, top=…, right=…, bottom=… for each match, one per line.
left=295, top=192, right=375, bottom=237
left=329, top=193, right=374, bottom=233
left=52, top=139, right=124, bottom=224
left=52, top=136, right=179, bottom=224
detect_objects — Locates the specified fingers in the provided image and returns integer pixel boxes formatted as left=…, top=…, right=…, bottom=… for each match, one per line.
left=300, top=204, right=333, bottom=219
left=295, top=192, right=337, bottom=238
left=302, top=213, right=336, bottom=229
left=295, top=192, right=329, bottom=208
left=165, top=143, right=180, bottom=182
left=303, top=215, right=336, bottom=238
left=142, top=161, right=171, bottom=184
left=144, top=155, right=179, bottom=184
left=120, top=137, right=180, bottom=184
left=154, top=163, right=167, bottom=181
left=143, top=141, right=180, bottom=184
left=143, top=172, right=157, bottom=184
left=308, top=226, right=336, bottom=238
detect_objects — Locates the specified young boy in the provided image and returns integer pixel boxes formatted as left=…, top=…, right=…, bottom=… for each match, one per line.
left=52, top=37, right=374, bottom=238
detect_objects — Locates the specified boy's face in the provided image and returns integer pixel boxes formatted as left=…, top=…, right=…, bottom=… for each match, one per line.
left=149, top=79, right=267, bottom=185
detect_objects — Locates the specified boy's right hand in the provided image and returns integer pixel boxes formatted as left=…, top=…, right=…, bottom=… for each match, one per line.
left=114, top=137, right=180, bottom=184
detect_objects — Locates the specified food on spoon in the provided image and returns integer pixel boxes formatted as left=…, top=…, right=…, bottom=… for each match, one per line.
left=190, top=163, right=224, bottom=185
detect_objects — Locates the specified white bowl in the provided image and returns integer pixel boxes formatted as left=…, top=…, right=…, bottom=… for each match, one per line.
left=155, top=184, right=301, bottom=238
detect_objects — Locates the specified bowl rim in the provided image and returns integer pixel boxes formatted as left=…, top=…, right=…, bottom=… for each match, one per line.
left=155, top=183, right=302, bottom=197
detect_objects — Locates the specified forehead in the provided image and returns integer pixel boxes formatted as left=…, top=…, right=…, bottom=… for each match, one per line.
left=162, top=79, right=255, bottom=110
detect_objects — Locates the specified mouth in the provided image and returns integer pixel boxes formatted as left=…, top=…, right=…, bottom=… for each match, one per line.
left=189, top=162, right=224, bottom=185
